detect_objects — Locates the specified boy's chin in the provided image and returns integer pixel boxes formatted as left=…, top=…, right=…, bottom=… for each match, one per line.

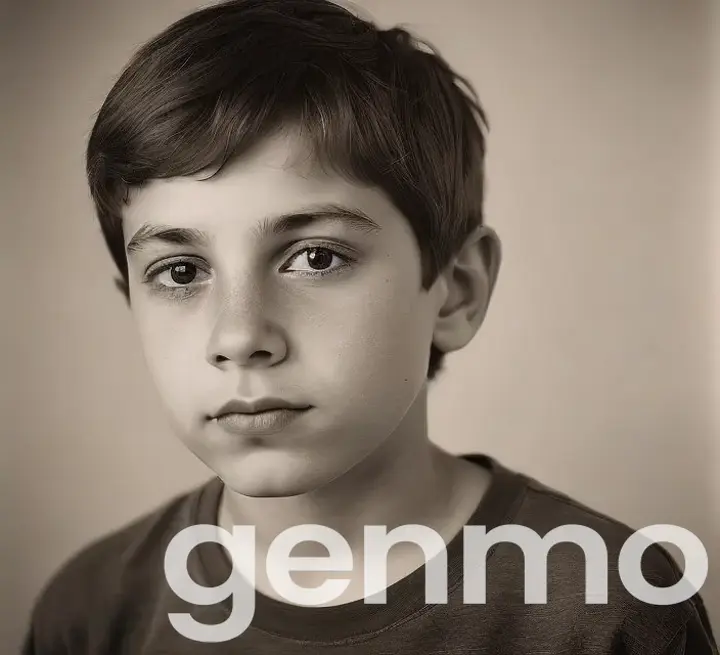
left=212, top=450, right=343, bottom=499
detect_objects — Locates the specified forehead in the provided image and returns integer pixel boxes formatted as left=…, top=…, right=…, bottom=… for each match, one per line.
left=122, top=130, right=399, bottom=239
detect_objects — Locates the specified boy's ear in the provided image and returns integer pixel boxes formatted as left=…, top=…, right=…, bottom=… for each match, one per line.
left=432, top=225, right=501, bottom=355
left=114, top=277, right=131, bottom=306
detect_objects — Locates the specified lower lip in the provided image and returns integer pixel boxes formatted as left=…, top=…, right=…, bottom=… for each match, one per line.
left=214, top=408, right=310, bottom=436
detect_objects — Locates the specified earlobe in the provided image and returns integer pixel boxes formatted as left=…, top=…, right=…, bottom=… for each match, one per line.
left=432, top=225, right=502, bottom=355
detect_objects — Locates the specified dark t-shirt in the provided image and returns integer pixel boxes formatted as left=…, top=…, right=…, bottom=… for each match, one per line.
left=22, top=454, right=717, bottom=654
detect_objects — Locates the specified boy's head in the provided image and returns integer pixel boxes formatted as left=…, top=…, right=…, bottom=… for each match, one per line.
left=86, top=0, right=501, bottom=496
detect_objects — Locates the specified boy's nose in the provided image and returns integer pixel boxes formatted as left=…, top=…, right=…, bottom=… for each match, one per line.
left=205, top=291, right=288, bottom=369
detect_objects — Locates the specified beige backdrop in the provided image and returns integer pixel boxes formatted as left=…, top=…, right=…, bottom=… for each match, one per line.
left=2, top=0, right=717, bottom=651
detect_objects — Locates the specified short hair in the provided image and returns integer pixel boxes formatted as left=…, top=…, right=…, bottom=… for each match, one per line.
left=86, top=0, right=489, bottom=380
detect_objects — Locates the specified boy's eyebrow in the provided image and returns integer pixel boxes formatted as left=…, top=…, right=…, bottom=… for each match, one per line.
left=126, top=203, right=382, bottom=254
left=126, top=225, right=209, bottom=253
left=254, top=204, right=382, bottom=239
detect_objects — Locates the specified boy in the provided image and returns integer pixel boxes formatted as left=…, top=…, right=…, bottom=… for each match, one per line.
left=23, top=0, right=717, bottom=652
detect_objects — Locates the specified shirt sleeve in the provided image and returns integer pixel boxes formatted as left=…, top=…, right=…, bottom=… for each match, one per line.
left=658, top=601, right=719, bottom=655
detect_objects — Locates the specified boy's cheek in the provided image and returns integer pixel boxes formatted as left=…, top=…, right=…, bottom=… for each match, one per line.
left=132, top=302, right=203, bottom=350
left=134, top=326, right=207, bottom=405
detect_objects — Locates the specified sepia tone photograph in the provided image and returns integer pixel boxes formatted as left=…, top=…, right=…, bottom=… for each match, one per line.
left=2, top=0, right=718, bottom=652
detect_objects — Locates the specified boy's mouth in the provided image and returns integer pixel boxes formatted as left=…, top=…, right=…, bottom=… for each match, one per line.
left=212, top=397, right=312, bottom=416
left=209, top=398, right=313, bottom=436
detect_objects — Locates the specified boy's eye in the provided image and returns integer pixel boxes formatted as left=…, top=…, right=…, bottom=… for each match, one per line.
left=151, top=261, right=212, bottom=288
left=283, top=247, right=348, bottom=274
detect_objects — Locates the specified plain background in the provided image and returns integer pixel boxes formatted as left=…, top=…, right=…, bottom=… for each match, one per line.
left=1, top=0, right=717, bottom=651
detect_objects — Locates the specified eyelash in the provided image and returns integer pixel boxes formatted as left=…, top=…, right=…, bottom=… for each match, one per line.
left=142, top=243, right=356, bottom=299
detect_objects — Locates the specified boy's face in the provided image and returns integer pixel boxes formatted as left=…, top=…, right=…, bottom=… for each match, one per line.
left=123, top=130, right=446, bottom=497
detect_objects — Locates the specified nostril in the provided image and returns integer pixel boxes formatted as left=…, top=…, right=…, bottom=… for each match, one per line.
left=249, top=350, right=272, bottom=361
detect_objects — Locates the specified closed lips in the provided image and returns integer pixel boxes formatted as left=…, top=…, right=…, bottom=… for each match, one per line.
left=211, top=398, right=312, bottom=418
left=211, top=401, right=312, bottom=436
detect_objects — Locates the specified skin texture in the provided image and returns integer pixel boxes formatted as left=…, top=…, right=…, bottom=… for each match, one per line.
left=122, top=128, right=501, bottom=598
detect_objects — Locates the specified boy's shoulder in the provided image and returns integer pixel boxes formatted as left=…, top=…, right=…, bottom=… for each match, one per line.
left=487, top=461, right=715, bottom=653
left=23, top=478, right=217, bottom=652
left=512, top=467, right=686, bottom=575
left=473, top=453, right=686, bottom=557
left=505, top=465, right=686, bottom=602
left=512, top=466, right=666, bottom=543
